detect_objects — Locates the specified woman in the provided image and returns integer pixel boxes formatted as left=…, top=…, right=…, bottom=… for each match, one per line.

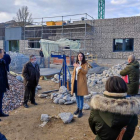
left=71, top=52, right=88, bottom=118
left=89, top=76, right=140, bottom=140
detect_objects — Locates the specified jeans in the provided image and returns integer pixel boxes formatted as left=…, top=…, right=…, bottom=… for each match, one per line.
left=0, top=92, right=4, bottom=114
left=74, top=80, right=84, bottom=110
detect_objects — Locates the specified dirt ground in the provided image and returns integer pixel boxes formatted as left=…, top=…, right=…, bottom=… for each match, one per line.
left=0, top=80, right=140, bottom=140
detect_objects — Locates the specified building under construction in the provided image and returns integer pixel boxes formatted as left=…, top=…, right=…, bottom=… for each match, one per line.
left=0, top=13, right=140, bottom=65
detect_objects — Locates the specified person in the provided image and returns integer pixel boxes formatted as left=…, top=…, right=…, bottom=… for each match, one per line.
left=0, top=133, right=7, bottom=140
left=71, top=52, right=88, bottom=118
left=39, top=48, right=45, bottom=68
left=0, top=49, right=9, bottom=120
left=3, top=51, right=11, bottom=72
left=89, top=76, right=139, bottom=140
left=120, top=55, right=139, bottom=96
left=22, top=55, right=40, bottom=108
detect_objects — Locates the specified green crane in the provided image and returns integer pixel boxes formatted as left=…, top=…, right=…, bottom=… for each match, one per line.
left=98, top=0, right=105, bottom=19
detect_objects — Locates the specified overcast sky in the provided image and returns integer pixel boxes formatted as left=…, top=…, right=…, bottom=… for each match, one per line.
left=0, top=0, right=140, bottom=23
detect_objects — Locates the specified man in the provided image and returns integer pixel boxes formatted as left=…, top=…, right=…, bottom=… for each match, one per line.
left=0, top=49, right=9, bottom=120
left=3, top=51, right=11, bottom=72
left=22, top=55, right=40, bottom=108
left=39, top=48, right=45, bottom=68
left=120, top=55, right=139, bottom=96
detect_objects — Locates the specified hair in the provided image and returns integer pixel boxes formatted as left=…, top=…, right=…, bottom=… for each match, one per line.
left=128, top=55, right=135, bottom=63
left=76, top=52, right=86, bottom=64
left=105, top=76, right=127, bottom=93
left=30, top=55, right=35, bottom=60
left=0, top=49, right=3, bottom=54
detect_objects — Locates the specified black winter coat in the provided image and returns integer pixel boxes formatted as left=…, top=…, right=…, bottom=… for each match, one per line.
left=120, top=60, right=139, bottom=95
left=3, top=53, right=11, bottom=72
left=0, top=59, right=9, bottom=93
left=22, top=62, right=40, bottom=87
left=89, top=91, right=140, bottom=140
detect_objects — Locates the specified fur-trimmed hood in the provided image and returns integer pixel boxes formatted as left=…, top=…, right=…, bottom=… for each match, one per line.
left=90, top=93, right=140, bottom=115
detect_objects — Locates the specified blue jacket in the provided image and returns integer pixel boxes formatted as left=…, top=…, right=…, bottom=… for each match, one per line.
left=3, top=53, right=11, bottom=72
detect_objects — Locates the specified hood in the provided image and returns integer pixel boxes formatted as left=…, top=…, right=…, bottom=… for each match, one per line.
left=90, top=94, right=140, bottom=115
left=129, top=60, right=139, bottom=68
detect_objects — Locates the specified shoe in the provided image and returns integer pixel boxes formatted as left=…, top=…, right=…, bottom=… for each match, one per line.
left=23, top=103, right=29, bottom=108
left=74, top=108, right=79, bottom=115
left=0, top=112, right=9, bottom=117
left=31, top=102, right=38, bottom=105
left=78, top=110, right=83, bottom=118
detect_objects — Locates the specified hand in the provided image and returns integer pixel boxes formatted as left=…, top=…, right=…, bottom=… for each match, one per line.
left=73, top=63, right=78, bottom=67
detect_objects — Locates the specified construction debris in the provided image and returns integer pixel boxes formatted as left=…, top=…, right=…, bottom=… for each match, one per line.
left=3, top=74, right=24, bottom=114
left=58, top=112, right=73, bottom=124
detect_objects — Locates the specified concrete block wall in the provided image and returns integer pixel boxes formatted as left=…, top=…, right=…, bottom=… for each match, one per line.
left=19, top=40, right=40, bottom=55
left=0, top=40, right=4, bottom=49
left=92, top=16, right=140, bottom=59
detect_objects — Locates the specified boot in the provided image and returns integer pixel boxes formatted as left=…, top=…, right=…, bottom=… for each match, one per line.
left=23, top=103, right=29, bottom=108
left=74, top=108, right=79, bottom=115
left=78, top=110, right=83, bottom=118
left=0, top=112, right=9, bottom=117
left=31, top=102, right=38, bottom=105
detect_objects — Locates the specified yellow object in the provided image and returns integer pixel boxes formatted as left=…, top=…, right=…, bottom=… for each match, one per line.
left=46, top=21, right=55, bottom=26
left=55, top=21, right=65, bottom=26
left=40, top=76, right=44, bottom=80
left=9, top=71, right=18, bottom=76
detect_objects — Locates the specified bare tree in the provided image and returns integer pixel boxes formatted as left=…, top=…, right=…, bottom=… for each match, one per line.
left=14, top=6, right=33, bottom=26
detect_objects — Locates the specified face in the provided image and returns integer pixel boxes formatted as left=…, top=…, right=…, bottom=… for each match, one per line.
left=31, top=56, right=37, bottom=63
left=0, top=50, right=4, bottom=59
left=78, top=53, right=83, bottom=61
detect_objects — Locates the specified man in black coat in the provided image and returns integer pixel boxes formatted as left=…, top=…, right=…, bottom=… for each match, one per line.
left=0, top=49, right=9, bottom=120
left=22, top=55, right=40, bottom=108
left=3, top=51, right=11, bottom=72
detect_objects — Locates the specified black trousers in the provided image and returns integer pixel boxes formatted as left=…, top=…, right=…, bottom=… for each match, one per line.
left=24, top=86, right=36, bottom=104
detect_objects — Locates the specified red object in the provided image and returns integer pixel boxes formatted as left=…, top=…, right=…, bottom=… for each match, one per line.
left=122, top=75, right=129, bottom=84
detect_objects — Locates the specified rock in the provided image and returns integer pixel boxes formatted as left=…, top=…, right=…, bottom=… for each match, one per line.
left=55, top=81, right=59, bottom=84
left=63, top=95, right=71, bottom=101
left=90, top=92, right=98, bottom=96
left=58, top=112, right=73, bottom=124
left=83, top=103, right=90, bottom=110
left=71, top=97, right=76, bottom=103
left=16, top=75, right=23, bottom=82
left=57, top=94, right=64, bottom=99
left=59, top=86, right=68, bottom=94
left=51, top=78, right=55, bottom=82
left=53, top=98, right=59, bottom=104
left=39, top=122, right=47, bottom=127
left=37, top=85, right=42, bottom=90
left=54, top=74, right=59, bottom=80
left=59, top=99, right=65, bottom=104
left=64, top=101, right=73, bottom=105
left=51, top=93, right=58, bottom=100
left=41, top=114, right=50, bottom=122
left=38, top=94, right=48, bottom=98
left=84, top=94, right=92, bottom=99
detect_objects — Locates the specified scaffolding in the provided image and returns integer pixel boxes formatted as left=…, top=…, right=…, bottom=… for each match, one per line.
left=24, top=13, right=94, bottom=54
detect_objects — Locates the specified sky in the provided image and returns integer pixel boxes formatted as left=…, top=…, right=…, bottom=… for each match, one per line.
left=0, top=0, right=140, bottom=23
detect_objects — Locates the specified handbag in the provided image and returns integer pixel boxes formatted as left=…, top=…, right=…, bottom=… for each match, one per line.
left=122, top=75, right=129, bottom=84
